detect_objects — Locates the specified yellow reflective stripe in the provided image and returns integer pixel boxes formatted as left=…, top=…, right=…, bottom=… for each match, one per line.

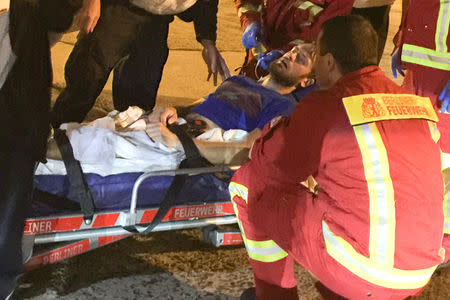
left=354, top=123, right=396, bottom=267
left=229, top=182, right=249, bottom=203
left=293, top=0, right=323, bottom=15
left=237, top=3, right=262, bottom=18
left=442, top=153, right=450, bottom=234
left=289, top=39, right=305, bottom=45
left=402, top=44, right=450, bottom=71
left=309, top=5, right=323, bottom=16
left=323, top=221, right=437, bottom=289
left=294, top=0, right=313, bottom=10
left=231, top=200, right=288, bottom=262
left=436, top=0, right=450, bottom=53
left=245, top=238, right=288, bottom=262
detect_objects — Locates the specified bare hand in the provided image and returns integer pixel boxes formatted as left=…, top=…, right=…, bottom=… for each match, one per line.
left=74, top=0, right=100, bottom=33
left=201, top=40, right=231, bottom=86
left=145, top=122, right=182, bottom=150
left=147, top=107, right=178, bottom=125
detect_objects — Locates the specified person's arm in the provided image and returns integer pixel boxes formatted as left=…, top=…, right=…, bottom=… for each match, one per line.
left=177, top=0, right=230, bottom=85
left=393, top=0, right=410, bottom=48
left=74, top=0, right=100, bottom=33
left=145, top=121, right=261, bottom=165
left=391, top=0, right=410, bottom=76
left=194, top=129, right=261, bottom=164
left=234, top=0, right=263, bottom=30
left=294, top=0, right=354, bottom=44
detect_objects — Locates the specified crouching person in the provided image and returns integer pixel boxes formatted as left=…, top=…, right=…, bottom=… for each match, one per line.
left=230, top=15, right=445, bottom=300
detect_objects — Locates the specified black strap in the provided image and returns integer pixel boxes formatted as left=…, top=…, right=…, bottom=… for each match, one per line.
left=53, top=128, right=95, bottom=224
left=130, top=124, right=211, bottom=234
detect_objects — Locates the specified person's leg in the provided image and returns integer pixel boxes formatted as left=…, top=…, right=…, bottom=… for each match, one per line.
left=351, top=5, right=391, bottom=64
left=0, top=151, right=35, bottom=299
left=51, top=0, right=153, bottom=127
left=230, top=173, right=426, bottom=300
left=112, top=14, right=173, bottom=111
left=229, top=179, right=299, bottom=300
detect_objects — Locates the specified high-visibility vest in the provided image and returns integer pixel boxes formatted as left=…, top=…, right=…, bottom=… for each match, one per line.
left=321, top=94, right=444, bottom=290
left=231, top=92, right=445, bottom=290
left=401, top=0, right=450, bottom=71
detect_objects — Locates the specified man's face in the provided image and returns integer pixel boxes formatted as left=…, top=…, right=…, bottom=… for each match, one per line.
left=269, top=44, right=314, bottom=88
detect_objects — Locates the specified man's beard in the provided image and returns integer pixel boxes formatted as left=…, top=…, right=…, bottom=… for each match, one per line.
left=268, top=61, right=300, bottom=88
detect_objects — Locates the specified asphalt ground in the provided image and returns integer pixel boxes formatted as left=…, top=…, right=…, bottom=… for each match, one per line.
left=15, top=1, right=450, bottom=299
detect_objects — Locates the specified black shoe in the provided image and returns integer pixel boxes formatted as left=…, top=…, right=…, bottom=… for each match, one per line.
left=240, top=287, right=259, bottom=300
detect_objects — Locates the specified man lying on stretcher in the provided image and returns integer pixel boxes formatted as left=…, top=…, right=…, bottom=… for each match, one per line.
left=145, top=44, right=315, bottom=164
left=46, top=44, right=314, bottom=167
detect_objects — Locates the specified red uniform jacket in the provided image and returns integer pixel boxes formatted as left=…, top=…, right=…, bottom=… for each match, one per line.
left=232, top=66, right=444, bottom=287
left=235, top=0, right=354, bottom=51
left=400, top=0, right=450, bottom=72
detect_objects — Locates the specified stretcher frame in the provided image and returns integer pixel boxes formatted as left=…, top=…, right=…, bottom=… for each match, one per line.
left=23, top=165, right=244, bottom=271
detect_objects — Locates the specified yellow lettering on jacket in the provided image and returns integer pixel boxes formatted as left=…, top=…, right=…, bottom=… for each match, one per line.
left=343, top=94, right=438, bottom=126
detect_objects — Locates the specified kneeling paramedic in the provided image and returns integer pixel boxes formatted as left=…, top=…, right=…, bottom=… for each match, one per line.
left=230, top=15, right=445, bottom=300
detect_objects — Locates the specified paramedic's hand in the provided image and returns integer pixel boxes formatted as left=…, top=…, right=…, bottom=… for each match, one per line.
left=440, top=80, right=450, bottom=113
left=242, top=23, right=263, bottom=49
left=145, top=123, right=182, bottom=150
left=74, top=0, right=100, bottom=33
left=148, top=107, right=178, bottom=125
left=257, top=50, right=285, bottom=70
left=201, top=40, right=231, bottom=86
left=391, top=48, right=404, bottom=78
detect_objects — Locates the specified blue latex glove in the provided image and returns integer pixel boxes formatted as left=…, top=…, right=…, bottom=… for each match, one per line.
left=257, top=50, right=285, bottom=70
left=242, top=23, right=263, bottom=49
left=440, top=80, right=450, bottom=113
left=391, top=48, right=404, bottom=78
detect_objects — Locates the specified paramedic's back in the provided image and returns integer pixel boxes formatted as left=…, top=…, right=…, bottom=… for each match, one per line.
left=230, top=15, right=445, bottom=299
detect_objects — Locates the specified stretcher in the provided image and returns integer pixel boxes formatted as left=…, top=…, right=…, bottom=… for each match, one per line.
left=23, top=165, right=244, bottom=271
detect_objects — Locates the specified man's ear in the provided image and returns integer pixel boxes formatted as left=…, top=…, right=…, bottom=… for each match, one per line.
left=325, top=53, right=336, bottom=71
left=298, top=77, right=314, bottom=88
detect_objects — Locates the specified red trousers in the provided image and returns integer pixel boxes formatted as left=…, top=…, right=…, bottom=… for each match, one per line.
left=403, top=66, right=450, bottom=263
left=231, top=171, right=425, bottom=300
left=402, top=66, right=450, bottom=152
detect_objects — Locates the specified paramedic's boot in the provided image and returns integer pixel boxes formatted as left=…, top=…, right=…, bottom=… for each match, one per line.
left=240, top=287, right=258, bottom=300
left=241, top=282, right=299, bottom=300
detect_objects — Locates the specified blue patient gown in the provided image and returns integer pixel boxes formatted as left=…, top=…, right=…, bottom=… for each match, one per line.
left=191, top=76, right=300, bottom=131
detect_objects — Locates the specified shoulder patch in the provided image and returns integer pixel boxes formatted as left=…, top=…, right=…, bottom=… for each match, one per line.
left=343, top=94, right=438, bottom=125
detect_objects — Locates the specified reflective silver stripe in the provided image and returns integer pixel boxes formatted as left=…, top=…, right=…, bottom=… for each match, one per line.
left=246, top=243, right=285, bottom=256
left=445, top=222, right=450, bottom=230
left=361, top=124, right=393, bottom=265
left=232, top=194, right=288, bottom=262
left=323, top=221, right=436, bottom=289
left=402, top=48, right=450, bottom=65
left=402, top=44, right=450, bottom=71
left=289, top=39, right=305, bottom=45
left=238, top=4, right=262, bottom=17
left=436, top=0, right=450, bottom=52
left=229, top=183, right=249, bottom=203
left=354, top=124, right=395, bottom=267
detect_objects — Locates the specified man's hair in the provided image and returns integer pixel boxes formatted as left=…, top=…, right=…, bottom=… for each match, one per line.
left=319, top=15, right=378, bottom=74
